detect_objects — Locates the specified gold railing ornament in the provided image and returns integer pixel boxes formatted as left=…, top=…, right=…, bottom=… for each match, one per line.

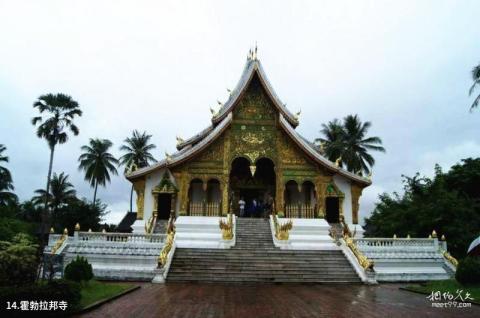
left=158, top=230, right=175, bottom=268
left=273, top=215, right=293, bottom=240
left=75, top=223, right=80, bottom=231
left=219, top=214, right=234, bottom=240
left=145, top=213, right=157, bottom=234
left=51, top=228, right=69, bottom=254
left=432, top=230, right=437, bottom=238
left=442, top=251, right=459, bottom=268
left=344, top=235, right=374, bottom=271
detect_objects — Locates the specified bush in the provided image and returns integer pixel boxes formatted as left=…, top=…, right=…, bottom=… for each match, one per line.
left=0, top=233, right=38, bottom=287
left=0, top=279, right=81, bottom=314
left=64, top=256, right=93, bottom=283
left=456, top=257, right=480, bottom=285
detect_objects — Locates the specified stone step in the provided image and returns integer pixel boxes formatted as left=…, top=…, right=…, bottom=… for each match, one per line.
left=167, top=275, right=361, bottom=282
left=167, top=218, right=360, bottom=283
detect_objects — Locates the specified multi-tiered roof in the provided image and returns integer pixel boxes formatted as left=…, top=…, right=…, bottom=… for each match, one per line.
left=127, top=56, right=371, bottom=186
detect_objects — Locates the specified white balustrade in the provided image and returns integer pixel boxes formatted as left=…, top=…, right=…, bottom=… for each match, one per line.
left=77, top=231, right=166, bottom=244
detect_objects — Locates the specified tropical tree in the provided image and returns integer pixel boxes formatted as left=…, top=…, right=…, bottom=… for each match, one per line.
left=469, top=62, right=480, bottom=111
left=32, top=172, right=76, bottom=218
left=316, top=115, right=385, bottom=175
left=31, top=93, right=82, bottom=231
left=0, top=144, right=17, bottom=206
left=78, top=138, right=119, bottom=204
left=119, top=130, right=157, bottom=212
left=315, top=119, right=344, bottom=162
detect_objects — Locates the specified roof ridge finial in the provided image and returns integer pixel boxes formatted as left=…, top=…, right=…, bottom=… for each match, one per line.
left=254, top=41, right=258, bottom=60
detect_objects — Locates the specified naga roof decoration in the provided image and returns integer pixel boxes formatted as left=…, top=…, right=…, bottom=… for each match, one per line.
left=126, top=56, right=371, bottom=186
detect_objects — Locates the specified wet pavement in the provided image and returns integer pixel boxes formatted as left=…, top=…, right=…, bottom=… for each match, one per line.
left=82, top=283, right=479, bottom=318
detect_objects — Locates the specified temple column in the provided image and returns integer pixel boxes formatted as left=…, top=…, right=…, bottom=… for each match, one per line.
left=221, top=179, right=228, bottom=216
left=351, top=184, right=363, bottom=224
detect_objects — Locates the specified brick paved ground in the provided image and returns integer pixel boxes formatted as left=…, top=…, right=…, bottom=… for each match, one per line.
left=81, top=283, right=479, bottom=318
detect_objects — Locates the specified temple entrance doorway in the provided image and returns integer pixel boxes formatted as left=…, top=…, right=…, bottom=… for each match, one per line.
left=325, top=197, right=340, bottom=223
left=157, top=193, right=172, bottom=220
left=229, top=157, right=275, bottom=217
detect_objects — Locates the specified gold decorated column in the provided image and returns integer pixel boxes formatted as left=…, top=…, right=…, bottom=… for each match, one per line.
left=221, top=178, right=228, bottom=216
left=351, top=184, right=363, bottom=224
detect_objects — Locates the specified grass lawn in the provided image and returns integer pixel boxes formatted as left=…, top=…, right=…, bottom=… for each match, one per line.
left=404, top=279, right=480, bottom=304
left=79, top=280, right=136, bottom=309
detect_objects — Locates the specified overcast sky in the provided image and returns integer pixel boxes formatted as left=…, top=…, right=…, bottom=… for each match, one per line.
left=1, top=1, right=479, bottom=224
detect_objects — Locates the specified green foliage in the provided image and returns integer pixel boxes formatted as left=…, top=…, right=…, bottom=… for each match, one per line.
left=469, top=62, right=480, bottom=110
left=0, top=144, right=17, bottom=207
left=119, top=130, right=157, bottom=171
left=0, top=279, right=81, bottom=313
left=53, top=198, right=106, bottom=234
left=0, top=216, right=35, bottom=242
left=79, top=280, right=133, bottom=309
left=78, top=138, right=119, bottom=203
left=456, top=257, right=480, bottom=285
left=64, top=256, right=93, bottom=282
left=31, top=93, right=82, bottom=148
left=364, top=158, right=480, bottom=258
left=316, top=114, right=385, bottom=175
left=0, top=233, right=38, bottom=287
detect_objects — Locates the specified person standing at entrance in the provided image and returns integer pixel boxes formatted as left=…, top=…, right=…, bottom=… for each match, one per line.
left=239, top=197, right=246, bottom=217
left=252, top=199, right=258, bottom=217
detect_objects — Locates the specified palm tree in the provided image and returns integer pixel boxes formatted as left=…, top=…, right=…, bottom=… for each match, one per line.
left=315, top=119, right=344, bottom=161
left=78, top=138, right=119, bottom=204
left=469, top=62, right=480, bottom=111
left=32, top=172, right=77, bottom=217
left=316, top=115, right=385, bottom=175
left=119, top=130, right=157, bottom=212
left=0, top=144, right=17, bottom=206
left=31, top=93, right=82, bottom=229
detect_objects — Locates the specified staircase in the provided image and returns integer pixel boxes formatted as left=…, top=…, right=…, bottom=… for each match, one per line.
left=153, top=219, right=168, bottom=234
left=167, top=218, right=361, bottom=283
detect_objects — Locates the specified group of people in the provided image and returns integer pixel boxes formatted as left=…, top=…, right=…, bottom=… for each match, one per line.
left=238, top=195, right=273, bottom=218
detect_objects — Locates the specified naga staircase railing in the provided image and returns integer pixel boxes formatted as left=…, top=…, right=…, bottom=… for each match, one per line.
left=272, top=214, right=293, bottom=241
left=158, top=216, right=176, bottom=268
left=219, top=213, right=234, bottom=240
left=50, top=228, right=69, bottom=254
left=344, top=235, right=374, bottom=271
left=145, top=212, right=158, bottom=234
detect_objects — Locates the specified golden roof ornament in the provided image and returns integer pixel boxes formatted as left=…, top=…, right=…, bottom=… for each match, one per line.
left=335, top=156, right=342, bottom=167
left=128, top=163, right=138, bottom=174
left=165, top=152, right=172, bottom=163
left=176, top=136, right=184, bottom=145
left=368, top=171, right=373, bottom=181
left=210, top=107, right=217, bottom=116
left=319, top=142, right=326, bottom=153
left=227, top=88, right=232, bottom=96
left=294, top=109, right=301, bottom=121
